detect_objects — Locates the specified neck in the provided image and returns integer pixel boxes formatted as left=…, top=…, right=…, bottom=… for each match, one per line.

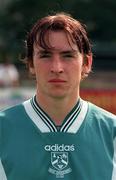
left=36, top=92, right=79, bottom=126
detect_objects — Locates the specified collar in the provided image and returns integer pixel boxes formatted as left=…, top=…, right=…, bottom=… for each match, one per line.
left=23, top=96, right=88, bottom=133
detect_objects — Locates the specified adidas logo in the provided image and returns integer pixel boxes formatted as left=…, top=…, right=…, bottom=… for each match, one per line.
left=44, top=144, right=75, bottom=152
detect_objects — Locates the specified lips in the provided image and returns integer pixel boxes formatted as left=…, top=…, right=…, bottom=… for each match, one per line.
left=48, top=79, right=66, bottom=83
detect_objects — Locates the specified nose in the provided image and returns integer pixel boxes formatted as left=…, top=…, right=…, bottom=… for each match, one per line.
left=50, top=56, right=64, bottom=74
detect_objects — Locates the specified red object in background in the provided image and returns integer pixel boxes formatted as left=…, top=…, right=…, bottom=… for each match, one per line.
left=80, top=89, right=116, bottom=115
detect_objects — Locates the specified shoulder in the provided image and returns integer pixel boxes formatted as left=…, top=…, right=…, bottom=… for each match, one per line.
left=0, top=100, right=31, bottom=144
left=87, top=102, right=116, bottom=121
left=0, top=102, right=26, bottom=123
left=81, top=100, right=116, bottom=139
left=0, top=103, right=23, bottom=115
left=86, top=101, right=116, bottom=134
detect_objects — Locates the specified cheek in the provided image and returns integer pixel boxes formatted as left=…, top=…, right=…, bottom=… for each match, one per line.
left=34, top=66, right=47, bottom=82
left=32, top=61, right=41, bottom=75
left=68, top=68, right=81, bottom=85
left=72, top=63, right=83, bottom=75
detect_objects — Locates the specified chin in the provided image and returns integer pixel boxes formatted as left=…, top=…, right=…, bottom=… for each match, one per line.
left=49, top=93, right=67, bottom=99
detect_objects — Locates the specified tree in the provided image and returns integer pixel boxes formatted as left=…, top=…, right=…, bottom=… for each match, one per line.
left=0, top=0, right=116, bottom=63
left=72, top=0, right=116, bottom=41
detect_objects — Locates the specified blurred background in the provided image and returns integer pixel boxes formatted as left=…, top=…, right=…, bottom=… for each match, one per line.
left=0, top=0, right=116, bottom=113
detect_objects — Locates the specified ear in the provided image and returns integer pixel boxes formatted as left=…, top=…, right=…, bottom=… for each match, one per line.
left=81, top=54, right=93, bottom=79
left=83, top=54, right=92, bottom=73
left=29, top=67, right=35, bottom=75
left=28, top=60, right=35, bottom=75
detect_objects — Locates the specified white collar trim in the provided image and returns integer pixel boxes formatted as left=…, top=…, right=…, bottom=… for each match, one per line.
left=23, top=99, right=88, bottom=133
left=23, top=100, right=51, bottom=132
left=67, top=100, right=88, bottom=133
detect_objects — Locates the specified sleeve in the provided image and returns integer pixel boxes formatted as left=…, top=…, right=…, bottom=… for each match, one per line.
left=0, top=113, right=2, bottom=157
left=112, top=137, right=116, bottom=180
left=0, top=160, right=7, bottom=180
left=111, top=115, right=116, bottom=180
left=0, top=112, right=7, bottom=180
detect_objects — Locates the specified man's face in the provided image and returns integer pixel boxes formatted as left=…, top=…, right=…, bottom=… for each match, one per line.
left=29, top=31, right=92, bottom=100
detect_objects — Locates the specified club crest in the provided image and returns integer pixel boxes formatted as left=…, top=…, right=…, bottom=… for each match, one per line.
left=45, top=144, right=74, bottom=178
left=51, top=152, right=68, bottom=171
left=48, top=152, right=72, bottom=178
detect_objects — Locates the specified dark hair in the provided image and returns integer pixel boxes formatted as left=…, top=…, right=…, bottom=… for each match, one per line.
left=25, top=12, right=92, bottom=62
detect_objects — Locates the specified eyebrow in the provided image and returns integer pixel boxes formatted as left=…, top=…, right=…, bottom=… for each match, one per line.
left=35, top=49, right=78, bottom=55
left=60, top=50, right=78, bottom=55
left=36, top=50, right=51, bottom=54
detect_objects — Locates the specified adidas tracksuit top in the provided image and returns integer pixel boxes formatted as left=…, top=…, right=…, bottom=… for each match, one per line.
left=0, top=96, right=116, bottom=180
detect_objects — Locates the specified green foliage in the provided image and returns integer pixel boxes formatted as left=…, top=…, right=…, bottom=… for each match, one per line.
left=0, top=0, right=116, bottom=63
left=72, top=0, right=116, bottom=41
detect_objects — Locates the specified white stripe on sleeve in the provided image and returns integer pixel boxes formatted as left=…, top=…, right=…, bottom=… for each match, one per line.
left=112, top=137, right=116, bottom=180
left=0, top=159, right=7, bottom=180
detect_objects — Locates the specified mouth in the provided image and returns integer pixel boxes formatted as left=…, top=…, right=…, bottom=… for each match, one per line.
left=48, top=79, right=66, bottom=83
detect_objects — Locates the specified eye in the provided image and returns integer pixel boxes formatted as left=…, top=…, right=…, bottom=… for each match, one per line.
left=39, top=54, right=51, bottom=58
left=61, top=50, right=78, bottom=59
left=39, top=51, right=52, bottom=59
left=64, top=54, right=74, bottom=58
left=62, top=53, right=75, bottom=59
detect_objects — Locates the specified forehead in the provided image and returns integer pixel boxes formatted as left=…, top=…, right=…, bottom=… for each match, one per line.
left=34, top=30, right=78, bottom=52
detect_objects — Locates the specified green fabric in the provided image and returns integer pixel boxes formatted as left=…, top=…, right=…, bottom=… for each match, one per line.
left=0, top=100, right=116, bottom=180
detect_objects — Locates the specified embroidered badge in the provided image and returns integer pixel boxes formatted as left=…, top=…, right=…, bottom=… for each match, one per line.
left=49, top=152, right=71, bottom=178
left=45, top=144, right=74, bottom=178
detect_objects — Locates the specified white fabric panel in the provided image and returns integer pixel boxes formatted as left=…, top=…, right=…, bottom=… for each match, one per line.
left=112, top=137, right=116, bottom=180
left=0, top=159, right=7, bottom=180
left=67, top=100, right=88, bottom=133
left=23, top=100, right=50, bottom=133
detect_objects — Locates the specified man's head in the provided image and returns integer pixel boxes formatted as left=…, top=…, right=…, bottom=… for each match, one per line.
left=25, top=12, right=92, bottom=63
left=24, top=12, right=93, bottom=99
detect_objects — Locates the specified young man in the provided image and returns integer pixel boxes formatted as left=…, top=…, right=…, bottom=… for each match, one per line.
left=0, top=12, right=116, bottom=180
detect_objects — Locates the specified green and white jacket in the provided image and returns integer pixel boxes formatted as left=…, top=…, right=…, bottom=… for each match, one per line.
left=0, top=97, right=116, bottom=180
